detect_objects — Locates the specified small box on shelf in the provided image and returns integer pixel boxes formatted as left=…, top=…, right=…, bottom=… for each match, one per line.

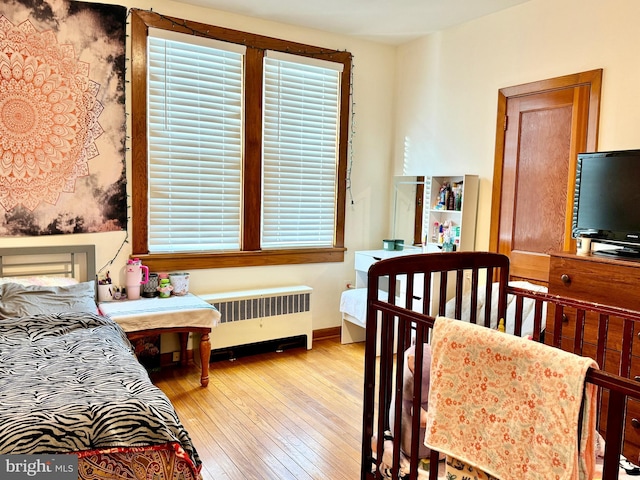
left=383, top=239, right=405, bottom=251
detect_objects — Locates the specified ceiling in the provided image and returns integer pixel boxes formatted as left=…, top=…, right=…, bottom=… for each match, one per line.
left=176, top=0, right=531, bottom=45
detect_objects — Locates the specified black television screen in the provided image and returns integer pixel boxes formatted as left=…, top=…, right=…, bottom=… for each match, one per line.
left=573, top=149, right=640, bottom=256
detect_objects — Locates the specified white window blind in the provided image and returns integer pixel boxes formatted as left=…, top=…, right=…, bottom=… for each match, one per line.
left=262, top=52, right=343, bottom=248
left=147, top=29, right=245, bottom=253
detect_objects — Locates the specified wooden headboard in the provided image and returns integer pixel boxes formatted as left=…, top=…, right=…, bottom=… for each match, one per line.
left=0, top=245, right=96, bottom=282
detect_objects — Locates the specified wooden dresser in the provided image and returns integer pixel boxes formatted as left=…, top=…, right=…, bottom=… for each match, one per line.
left=549, top=251, right=640, bottom=462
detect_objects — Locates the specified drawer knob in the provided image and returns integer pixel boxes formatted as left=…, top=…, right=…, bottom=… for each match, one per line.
left=562, top=314, right=569, bottom=323
left=560, top=274, right=571, bottom=285
left=633, top=418, right=640, bottom=429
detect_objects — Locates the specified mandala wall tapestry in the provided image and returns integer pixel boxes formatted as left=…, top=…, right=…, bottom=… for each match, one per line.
left=0, top=0, right=127, bottom=236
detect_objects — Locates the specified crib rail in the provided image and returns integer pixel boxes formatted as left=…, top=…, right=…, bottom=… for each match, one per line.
left=360, top=252, right=640, bottom=480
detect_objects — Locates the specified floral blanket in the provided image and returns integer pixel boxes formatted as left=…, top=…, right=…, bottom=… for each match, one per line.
left=424, top=316, right=598, bottom=480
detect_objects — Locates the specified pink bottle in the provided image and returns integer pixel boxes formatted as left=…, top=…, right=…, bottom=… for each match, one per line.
left=125, top=259, right=149, bottom=300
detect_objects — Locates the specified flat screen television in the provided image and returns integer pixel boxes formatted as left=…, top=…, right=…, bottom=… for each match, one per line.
left=572, top=149, right=640, bottom=258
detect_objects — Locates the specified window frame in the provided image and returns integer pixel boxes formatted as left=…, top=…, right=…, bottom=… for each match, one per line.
left=130, top=9, right=350, bottom=271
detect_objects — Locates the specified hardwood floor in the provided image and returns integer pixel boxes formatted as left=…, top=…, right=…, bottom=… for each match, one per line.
left=152, top=338, right=628, bottom=480
left=152, top=337, right=366, bottom=480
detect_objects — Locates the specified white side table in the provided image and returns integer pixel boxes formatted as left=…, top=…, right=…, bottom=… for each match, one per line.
left=99, top=293, right=220, bottom=387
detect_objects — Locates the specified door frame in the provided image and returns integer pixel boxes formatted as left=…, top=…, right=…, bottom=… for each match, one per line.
left=489, top=69, right=602, bottom=259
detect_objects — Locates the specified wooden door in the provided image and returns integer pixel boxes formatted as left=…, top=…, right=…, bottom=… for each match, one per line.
left=489, top=70, right=602, bottom=283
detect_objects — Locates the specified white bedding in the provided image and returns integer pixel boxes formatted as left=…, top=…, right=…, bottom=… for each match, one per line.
left=340, top=288, right=369, bottom=326
left=341, top=281, right=546, bottom=338
left=444, top=281, right=547, bottom=337
left=340, top=288, right=412, bottom=327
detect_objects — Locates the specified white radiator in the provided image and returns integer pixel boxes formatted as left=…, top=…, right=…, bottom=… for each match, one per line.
left=199, top=285, right=313, bottom=351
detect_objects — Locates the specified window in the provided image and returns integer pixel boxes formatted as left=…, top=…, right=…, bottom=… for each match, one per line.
left=130, top=10, right=351, bottom=270
left=262, top=52, right=343, bottom=248
left=147, top=30, right=244, bottom=252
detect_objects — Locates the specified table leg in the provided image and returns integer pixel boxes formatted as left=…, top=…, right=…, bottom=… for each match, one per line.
left=200, top=333, right=211, bottom=387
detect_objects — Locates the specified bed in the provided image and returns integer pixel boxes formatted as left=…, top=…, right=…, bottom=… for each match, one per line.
left=0, top=245, right=202, bottom=480
left=361, top=251, right=640, bottom=480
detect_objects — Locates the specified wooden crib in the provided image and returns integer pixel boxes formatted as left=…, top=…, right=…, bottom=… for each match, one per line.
left=361, top=251, right=640, bottom=480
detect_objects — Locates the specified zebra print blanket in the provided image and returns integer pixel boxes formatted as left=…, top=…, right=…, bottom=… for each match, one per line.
left=0, top=312, right=201, bottom=468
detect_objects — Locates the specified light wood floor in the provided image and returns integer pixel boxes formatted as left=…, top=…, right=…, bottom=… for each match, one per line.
left=152, top=339, right=629, bottom=480
left=152, top=337, right=366, bottom=480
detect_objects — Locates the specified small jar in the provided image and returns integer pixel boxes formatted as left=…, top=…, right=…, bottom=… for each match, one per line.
left=157, top=278, right=173, bottom=298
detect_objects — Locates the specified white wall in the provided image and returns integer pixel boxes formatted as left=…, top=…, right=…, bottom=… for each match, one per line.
left=0, top=0, right=396, bottom=331
left=394, top=0, right=640, bottom=251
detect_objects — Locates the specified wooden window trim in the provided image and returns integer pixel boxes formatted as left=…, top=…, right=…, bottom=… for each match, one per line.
left=130, top=9, right=350, bottom=269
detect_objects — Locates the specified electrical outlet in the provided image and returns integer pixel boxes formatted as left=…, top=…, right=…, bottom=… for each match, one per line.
left=172, top=351, right=180, bottom=362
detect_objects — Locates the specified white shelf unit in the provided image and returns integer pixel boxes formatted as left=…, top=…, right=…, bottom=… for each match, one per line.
left=422, top=174, right=479, bottom=253
left=340, top=175, right=478, bottom=344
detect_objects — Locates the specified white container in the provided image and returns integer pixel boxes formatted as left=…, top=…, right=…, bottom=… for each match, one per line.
left=577, top=236, right=591, bottom=255
left=97, top=284, right=114, bottom=302
left=169, top=272, right=190, bottom=296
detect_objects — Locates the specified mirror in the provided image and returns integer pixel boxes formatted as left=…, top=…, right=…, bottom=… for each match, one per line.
left=392, top=175, right=427, bottom=247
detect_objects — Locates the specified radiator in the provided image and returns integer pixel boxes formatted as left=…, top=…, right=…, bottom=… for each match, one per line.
left=199, top=285, right=313, bottom=351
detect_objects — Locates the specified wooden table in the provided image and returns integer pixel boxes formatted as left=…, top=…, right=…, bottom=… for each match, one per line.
left=99, top=294, right=220, bottom=387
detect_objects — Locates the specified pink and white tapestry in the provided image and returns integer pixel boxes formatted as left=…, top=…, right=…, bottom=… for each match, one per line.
left=0, top=0, right=126, bottom=235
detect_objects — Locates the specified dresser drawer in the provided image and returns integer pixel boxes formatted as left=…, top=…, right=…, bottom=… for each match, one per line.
left=549, top=254, right=640, bottom=312
left=547, top=306, right=640, bottom=359
left=355, top=251, right=382, bottom=273
left=623, top=398, right=640, bottom=463
left=593, top=393, right=640, bottom=464
left=355, top=249, right=426, bottom=296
